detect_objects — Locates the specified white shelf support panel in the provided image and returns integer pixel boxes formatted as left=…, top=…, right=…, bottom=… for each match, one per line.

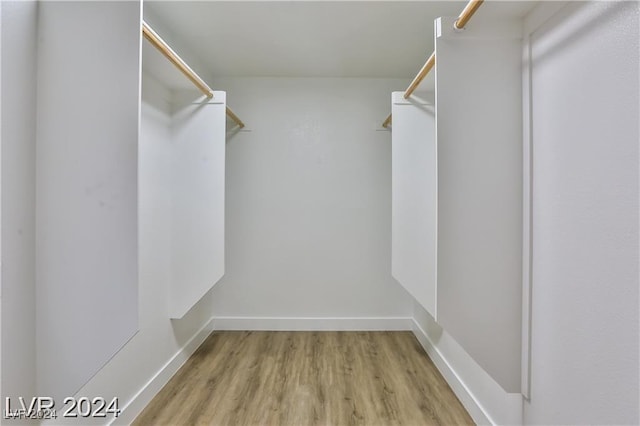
left=391, top=91, right=437, bottom=320
left=434, top=16, right=523, bottom=393
left=169, top=91, right=227, bottom=319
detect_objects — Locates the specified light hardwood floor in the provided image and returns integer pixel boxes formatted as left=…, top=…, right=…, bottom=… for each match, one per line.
left=133, top=331, right=474, bottom=426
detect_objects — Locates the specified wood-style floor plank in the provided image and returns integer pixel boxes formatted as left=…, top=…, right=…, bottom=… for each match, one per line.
left=133, top=331, right=474, bottom=426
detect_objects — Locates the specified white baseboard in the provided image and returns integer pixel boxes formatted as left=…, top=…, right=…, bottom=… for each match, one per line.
left=110, top=318, right=215, bottom=426
left=211, top=316, right=413, bottom=331
left=411, top=318, right=493, bottom=425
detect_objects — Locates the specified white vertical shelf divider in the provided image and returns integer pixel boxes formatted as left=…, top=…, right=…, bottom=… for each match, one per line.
left=434, top=16, right=524, bottom=393
left=391, top=91, right=438, bottom=320
left=169, top=91, right=226, bottom=319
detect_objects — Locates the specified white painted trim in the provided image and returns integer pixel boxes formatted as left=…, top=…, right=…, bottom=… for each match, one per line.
left=211, top=316, right=413, bottom=331
left=519, top=0, right=570, bottom=401
left=110, top=317, right=215, bottom=426
left=410, top=319, right=492, bottom=426
left=0, top=1, right=3, bottom=396
left=520, top=17, right=533, bottom=402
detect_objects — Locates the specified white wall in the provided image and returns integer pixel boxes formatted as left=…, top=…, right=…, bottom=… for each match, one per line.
left=1, top=0, right=3, bottom=402
left=35, top=1, right=142, bottom=400
left=67, top=74, right=217, bottom=425
left=1, top=0, right=38, bottom=408
left=210, top=77, right=412, bottom=324
left=523, top=1, right=639, bottom=424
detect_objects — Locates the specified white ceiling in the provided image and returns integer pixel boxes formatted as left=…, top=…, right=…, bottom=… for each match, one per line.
left=144, top=1, right=538, bottom=83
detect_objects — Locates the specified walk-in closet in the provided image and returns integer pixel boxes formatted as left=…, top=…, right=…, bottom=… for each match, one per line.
left=1, top=0, right=638, bottom=424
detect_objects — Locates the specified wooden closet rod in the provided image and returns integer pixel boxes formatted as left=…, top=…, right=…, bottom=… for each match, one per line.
left=382, top=114, right=392, bottom=128
left=404, top=51, right=436, bottom=100
left=381, top=0, right=484, bottom=129
left=226, top=107, right=245, bottom=128
left=142, top=21, right=213, bottom=98
left=142, top=21, right=245, bottom=128
left=455, top=0, right=485, bottom=29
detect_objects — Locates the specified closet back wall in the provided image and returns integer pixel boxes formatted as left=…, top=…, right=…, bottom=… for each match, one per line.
left=211, top=78, right=412, bottom=326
